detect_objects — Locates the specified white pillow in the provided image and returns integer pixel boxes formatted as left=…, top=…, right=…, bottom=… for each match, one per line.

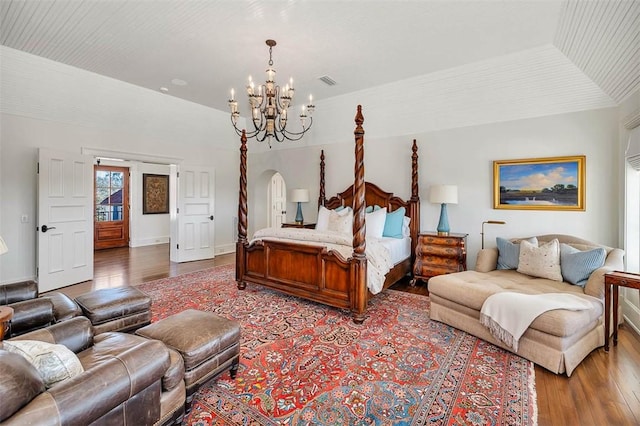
left=3, top=340, right=84, bottom=388
left=316, top=206, right=350, bottom=231
left=402, top=216, right=411, bottom=237
left=517, top=238, right=562, bottom=281
left=366, top=207, right=387, bottom=238
left=327, top=209, right=353, bottom=235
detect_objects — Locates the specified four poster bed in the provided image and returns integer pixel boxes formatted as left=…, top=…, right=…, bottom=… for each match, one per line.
left=235, top=105, right=420, bottom=323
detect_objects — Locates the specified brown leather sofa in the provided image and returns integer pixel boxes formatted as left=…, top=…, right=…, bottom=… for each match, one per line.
left=0, top=317, right=186, bottom=425
left=0, top=280, right=81, bottom=337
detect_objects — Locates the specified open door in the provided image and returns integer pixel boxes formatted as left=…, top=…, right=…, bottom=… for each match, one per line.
left=37, top=148, right=94, bottom=292
left=270, top=172, right=287, bottom=228
left=173, top=165, right=215, bottom=262
left=94, top=165, right=130, bottom=250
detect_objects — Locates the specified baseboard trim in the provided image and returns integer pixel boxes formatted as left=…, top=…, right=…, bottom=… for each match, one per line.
left=130, top=237, right=170, bottom=248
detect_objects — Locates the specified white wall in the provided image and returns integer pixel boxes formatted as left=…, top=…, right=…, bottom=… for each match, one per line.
left=250, top=106, right=621, bottom=268
left=0, top=48, right=239, bottom=284
left=129, top=162, right=172, bottom=247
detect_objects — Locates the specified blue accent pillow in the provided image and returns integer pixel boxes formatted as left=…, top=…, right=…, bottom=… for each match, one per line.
left=560, top=244, right=606, bottom=287
left=335, top=206, right=346, bottom=212
left=496, top=237, right=538, bottom=270
left=382, top=207, right=406, bottom=239
left=365, top=205, right=382, bottom=214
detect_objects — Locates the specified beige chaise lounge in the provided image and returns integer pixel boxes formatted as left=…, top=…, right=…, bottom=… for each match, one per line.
left=428, top=234, right=624, bottom=376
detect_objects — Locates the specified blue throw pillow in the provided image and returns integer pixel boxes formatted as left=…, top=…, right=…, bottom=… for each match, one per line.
left=335, top=206, right=346, bottom=212
left=496, top=237, right=538, bottom=270
left=382, top=207, right=406, bottom=239
left=560, top=244, right=606, bottom=287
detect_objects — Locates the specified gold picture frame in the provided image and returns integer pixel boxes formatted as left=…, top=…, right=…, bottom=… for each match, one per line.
left=142, top=174, right=170, bottom=214
left=493, top=156, right=585, bottom=211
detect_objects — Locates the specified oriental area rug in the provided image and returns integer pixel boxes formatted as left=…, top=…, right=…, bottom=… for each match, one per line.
left=138, top=265, right=537, bottom=426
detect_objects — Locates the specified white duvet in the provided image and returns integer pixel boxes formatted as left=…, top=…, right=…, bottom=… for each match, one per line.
left=251, top=227, right=394, bottom=294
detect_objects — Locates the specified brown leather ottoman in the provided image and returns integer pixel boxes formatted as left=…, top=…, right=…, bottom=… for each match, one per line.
left=135, top=309, right=241, bottom=403
left=75, top=287, right=152, bottom=334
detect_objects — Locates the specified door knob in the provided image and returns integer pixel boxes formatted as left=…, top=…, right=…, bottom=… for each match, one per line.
left=209, top=215, right=214, bottom=220
left=41, top=225, right=56, bottom=233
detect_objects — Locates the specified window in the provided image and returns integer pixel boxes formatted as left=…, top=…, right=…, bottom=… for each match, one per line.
left=95, top=169, right=124, bottom=222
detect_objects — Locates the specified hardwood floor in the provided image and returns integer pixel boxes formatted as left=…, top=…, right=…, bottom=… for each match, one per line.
left=55, top=244, right=640, bottom=426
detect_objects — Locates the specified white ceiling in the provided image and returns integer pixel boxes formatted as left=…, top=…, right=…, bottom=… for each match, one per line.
left=1, top=0, right=638, bottom=116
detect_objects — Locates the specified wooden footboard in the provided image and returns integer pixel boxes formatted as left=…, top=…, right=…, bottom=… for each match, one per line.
left=243, top=240, right=357, bottom=307
left=238, top=240, right=412, bottom=323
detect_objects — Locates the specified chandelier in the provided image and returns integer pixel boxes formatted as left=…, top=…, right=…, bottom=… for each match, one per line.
left=228, top=39, right=315, bottom=145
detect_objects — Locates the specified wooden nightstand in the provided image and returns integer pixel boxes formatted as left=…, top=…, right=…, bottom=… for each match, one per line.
left=604, top=271, right=640, bottom=352
left=281, top=222, right=316, bottom=229
left=412, top=232, right=467, bottom=287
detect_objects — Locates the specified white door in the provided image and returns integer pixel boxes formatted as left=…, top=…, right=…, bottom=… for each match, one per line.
left=270, top=173, right=287, bottom=228
left=175, top=165, right=215, bottom=262
left=37, top=149, right=94, bottom=292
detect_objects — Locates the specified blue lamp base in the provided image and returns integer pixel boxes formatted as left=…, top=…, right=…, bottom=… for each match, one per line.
left=436, top=203, right=450, bottom=235
left=295, top=202, right=304, bottom=224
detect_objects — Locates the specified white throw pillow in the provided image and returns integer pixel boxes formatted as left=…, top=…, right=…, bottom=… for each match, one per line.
left=402, top=216, right=411, bottom=237
left=517, top=238, right=563, bottom=281
left=366, top=207, right=387, bottom=238
left=316, top=206, right=350, bottom=231
left=327, top=209, right=353, bottom=235
left=3, top=340, right=84, bottom=388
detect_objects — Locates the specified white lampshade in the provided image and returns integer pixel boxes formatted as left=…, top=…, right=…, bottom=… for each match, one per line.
left=429, top=185, right=458, bottom=204
left=290, top=189, right=310, bottom=203
left=0, top=236, right=8, bottom=255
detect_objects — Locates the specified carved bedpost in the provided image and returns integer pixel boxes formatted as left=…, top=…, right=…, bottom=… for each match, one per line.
left=318, top=149, right=326, bottom=209
left=353, top=106, right=366, bottom=256
left=236, top=130, right=248, bottom=290
left=410, top=139, right=420, bottom=263
left=411, top=139, right=419, bottom=201
left=352, top=105, right=367, bottom=323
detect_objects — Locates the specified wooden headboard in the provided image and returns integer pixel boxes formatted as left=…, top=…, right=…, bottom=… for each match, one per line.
left=319, top=139, right=421, bottom=258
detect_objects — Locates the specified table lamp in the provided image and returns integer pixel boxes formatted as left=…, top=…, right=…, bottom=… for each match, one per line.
left=429, top=185, right=458, bottom=236
left=291, top=189, right=310, bottom=224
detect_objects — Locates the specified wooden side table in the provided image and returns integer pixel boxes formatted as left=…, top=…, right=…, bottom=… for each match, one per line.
left=0, top=306, right=14, bottom=340
left=604, top=271, right=640, bottom=352
left=412, top=232, right=467, bottom=287
left=281, top=222, right=316, bottom=229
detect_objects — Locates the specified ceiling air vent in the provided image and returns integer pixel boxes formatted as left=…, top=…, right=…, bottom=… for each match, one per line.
left=318, top=75, right=337, bottom=86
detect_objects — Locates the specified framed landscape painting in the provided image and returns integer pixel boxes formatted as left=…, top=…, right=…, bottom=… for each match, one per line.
left=493, top=156, right=585, bottom=211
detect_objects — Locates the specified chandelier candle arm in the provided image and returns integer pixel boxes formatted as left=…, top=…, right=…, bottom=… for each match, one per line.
left=228, top=39, right=315, bottom=146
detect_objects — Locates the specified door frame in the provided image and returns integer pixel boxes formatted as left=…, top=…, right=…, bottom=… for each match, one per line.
left=94, top=164, right=130, bottom=250
left=81, top=148, right=183, bottom=255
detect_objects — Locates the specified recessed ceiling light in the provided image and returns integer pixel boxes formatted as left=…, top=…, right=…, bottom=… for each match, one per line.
left=171, top=78, right=187, bottom=86
left=159, top=87, right=169, bottom=93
